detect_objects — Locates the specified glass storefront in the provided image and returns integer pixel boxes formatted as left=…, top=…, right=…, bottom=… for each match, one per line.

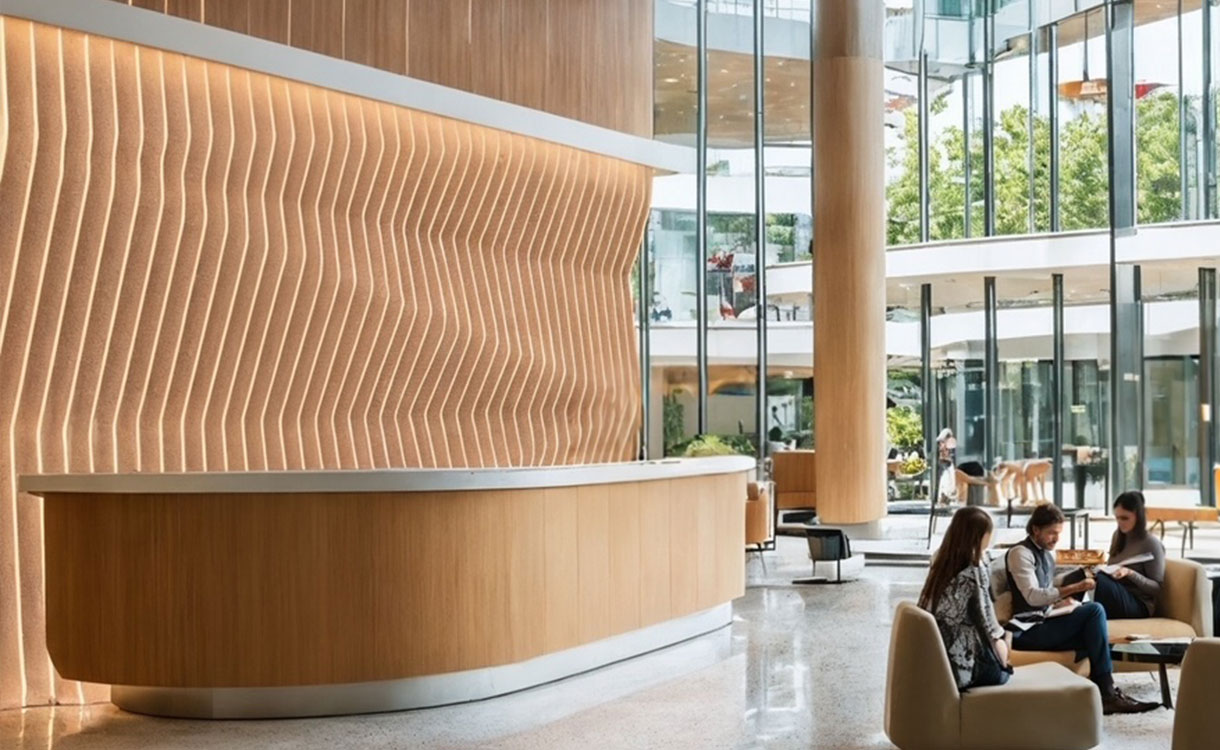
left=642, top=0, right=1220, bottom=506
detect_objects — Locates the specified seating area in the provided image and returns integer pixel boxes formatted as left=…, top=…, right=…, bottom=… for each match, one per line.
left=997, top=559, right=1213, bottom=676
left=886, top=602, right=1102, bottom=750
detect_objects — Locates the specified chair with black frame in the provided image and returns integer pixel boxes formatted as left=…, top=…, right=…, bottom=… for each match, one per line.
left=793, top=527, right=864, bottom=584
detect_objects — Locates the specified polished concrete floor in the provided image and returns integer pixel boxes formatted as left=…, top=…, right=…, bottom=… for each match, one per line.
left=0, top=526, right=1194, bottom=749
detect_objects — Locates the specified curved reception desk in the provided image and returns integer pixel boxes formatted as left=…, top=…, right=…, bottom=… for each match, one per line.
left=20, top=457, right=751, bottom=718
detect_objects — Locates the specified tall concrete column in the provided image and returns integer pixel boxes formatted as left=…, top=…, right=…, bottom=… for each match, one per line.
left=813, top=0, right=887, bottom=526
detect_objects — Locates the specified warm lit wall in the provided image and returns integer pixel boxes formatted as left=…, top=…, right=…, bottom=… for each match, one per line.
left=44, top=473, right=745, bottom=688
left=108, top=0, right=655, bottom=137
left=0, top=16, right=651, bottom=709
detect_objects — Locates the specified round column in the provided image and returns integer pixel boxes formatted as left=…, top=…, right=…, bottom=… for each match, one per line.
left=813, top=0, right=887, bottom=525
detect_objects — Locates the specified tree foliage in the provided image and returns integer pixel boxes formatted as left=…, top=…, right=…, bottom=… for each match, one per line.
left=885, top=89, right=1186, bottom=246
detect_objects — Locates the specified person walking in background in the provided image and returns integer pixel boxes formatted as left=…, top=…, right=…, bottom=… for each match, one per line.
left=936, top=428, right=957, bottom=505
left=919, top=507, right=1011, bottom=690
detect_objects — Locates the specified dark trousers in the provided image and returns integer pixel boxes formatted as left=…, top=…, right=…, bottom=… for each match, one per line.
left=1012, top=601, right=1113, bottom=692
left=1094, top=572, right=1150, bottom=620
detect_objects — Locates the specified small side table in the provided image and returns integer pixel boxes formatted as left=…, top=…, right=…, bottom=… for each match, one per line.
left=1110, top=639, right=1192, bottom=708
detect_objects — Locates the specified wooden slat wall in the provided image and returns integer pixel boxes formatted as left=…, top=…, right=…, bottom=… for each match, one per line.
left=42, top=473, right=747, bottom=688
left=105, top=0, right=653, bottom=136
left=0, top=16, right=652, bottom=709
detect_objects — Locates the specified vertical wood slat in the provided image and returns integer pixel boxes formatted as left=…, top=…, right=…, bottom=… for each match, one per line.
left=0, top=15, right=655, bottom=708
left=93, top=0, right=653, bottom=137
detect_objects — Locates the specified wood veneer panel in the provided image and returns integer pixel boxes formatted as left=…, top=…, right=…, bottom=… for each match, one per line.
left=289, top=0, right=345, bottom=59
left=576, top=483, right=612, bottom=644
left=166, top=0, right=203, bottom=22
left=638, top=479, right=672, bottom=627
left=669, top=480, right=700, bottom=616
left=407, top=0, right=471, bottom=92
left=608, top=482, right=642, bottom=635
left=203, top=0, right=248, bottom=35
left=343, top=0, right=407, bottom=75
left=469, top=0, right=502, bottom=99
left=813, top=1, right=887, bottom=525
left=0, top=16, right=652, bottom=708
left=43, top=474, right=747, bottom=688
left=247, top=0, right=290, bottom=45
left=499, top=0, right=545, bottom=112
left=542, top=487, right=580, bottom=652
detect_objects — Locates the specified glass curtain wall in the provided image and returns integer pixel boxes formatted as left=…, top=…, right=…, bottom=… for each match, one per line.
left=1061, top=269, right=1111, bottom=510
left=993, top=36, right=1034, bottom=235
left=640, top=0, right=1220, bottom=501
left=703, top=0, right=760, bottom=455
left=763, top=1, right=813, bottom=451
left=995, top=278, right=1055, bottom=508
left=1142, top=268, right=1202, bottom=501
left=1135, top=8, right=1182, bottom=224
left=648, top=0, right=699, bottom=457
left=887, top=291, right=927, bottom=502
left=1056, top=7, right=1108, bottom=232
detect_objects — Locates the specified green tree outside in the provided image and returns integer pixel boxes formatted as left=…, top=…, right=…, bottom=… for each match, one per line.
left=886, top=90, right=1186, bottom=246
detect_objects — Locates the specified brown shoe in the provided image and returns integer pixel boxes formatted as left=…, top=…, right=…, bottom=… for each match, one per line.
left=1102, top=688, right=1160, bottom=715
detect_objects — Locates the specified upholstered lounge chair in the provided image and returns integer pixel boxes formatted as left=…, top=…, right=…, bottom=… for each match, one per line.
left=1172, top=638, right=1220, bottom=750
left=885, top=601, right=1101, bottom=750
left=1001, top=558, right=1213, bottom=676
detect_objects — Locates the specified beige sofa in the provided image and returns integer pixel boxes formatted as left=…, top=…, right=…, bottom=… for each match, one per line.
left=885, top=602, right=1101, bottom=750
left=999, top=558, right=1213, bottom=676
left=1173, top=638, right=1220, bottom=750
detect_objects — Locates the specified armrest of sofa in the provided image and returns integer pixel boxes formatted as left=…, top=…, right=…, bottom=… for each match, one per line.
left=1161, top=559, right=1214, bottom=637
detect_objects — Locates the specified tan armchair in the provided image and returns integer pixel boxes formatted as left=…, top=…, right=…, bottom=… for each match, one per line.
left=1172, top=638, right=1220, bottom=750
left=885, top=602, right=1101, bottom=750
left=745, top=481, right=771, bottom=546
left=771, top=449, right=815, bottom=510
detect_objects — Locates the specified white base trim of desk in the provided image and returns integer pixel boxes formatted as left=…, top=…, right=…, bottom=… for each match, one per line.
left=110, top=603, right=732, bottom=719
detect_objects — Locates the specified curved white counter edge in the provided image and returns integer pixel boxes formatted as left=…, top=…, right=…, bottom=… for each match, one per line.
left=18, top=456, right=758, bottom=495
left=0, top=0, right=695, bottom=174
left=110, top=603, right=732, bottom=719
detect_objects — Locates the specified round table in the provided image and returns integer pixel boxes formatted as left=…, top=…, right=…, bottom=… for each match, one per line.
left=1110, top=639, right=1192, bottom=708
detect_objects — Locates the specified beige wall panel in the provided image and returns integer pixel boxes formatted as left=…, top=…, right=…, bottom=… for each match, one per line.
left=607, top=482, right=642, bottom=636
left=469, top=0, right=502, bottom=99
left=289, top=0, right=345, bottom=59
left=343, top=0, right=408, bottom=75
left=247, top=0, right=290, bottom=45
left=100, top=0, right=652, bottom=136
left=499, top=0, right=546, bottom=112
left=576, top=483, right=612, bottom=644
left=407, top=0, right=472, bottom=93
left=0, top=16, right=652, bottom=707
left=542, top=487, right=580, bottom=652
left=203, top=0, right=248, bottom=35
left=669, top=481, right=700, bottom=616
left=637, top=480, right=672, bottom=627
left=42, top=474, right=747, bottom=688
left=166, top=0, right=203, bottom=23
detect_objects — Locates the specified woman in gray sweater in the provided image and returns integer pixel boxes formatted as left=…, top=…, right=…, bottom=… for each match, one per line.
left=1095, top=491, right=1165, bottom=619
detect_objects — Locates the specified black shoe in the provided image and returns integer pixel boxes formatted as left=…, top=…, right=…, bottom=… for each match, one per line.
left=1102, top=688, right=1160, bottom=715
